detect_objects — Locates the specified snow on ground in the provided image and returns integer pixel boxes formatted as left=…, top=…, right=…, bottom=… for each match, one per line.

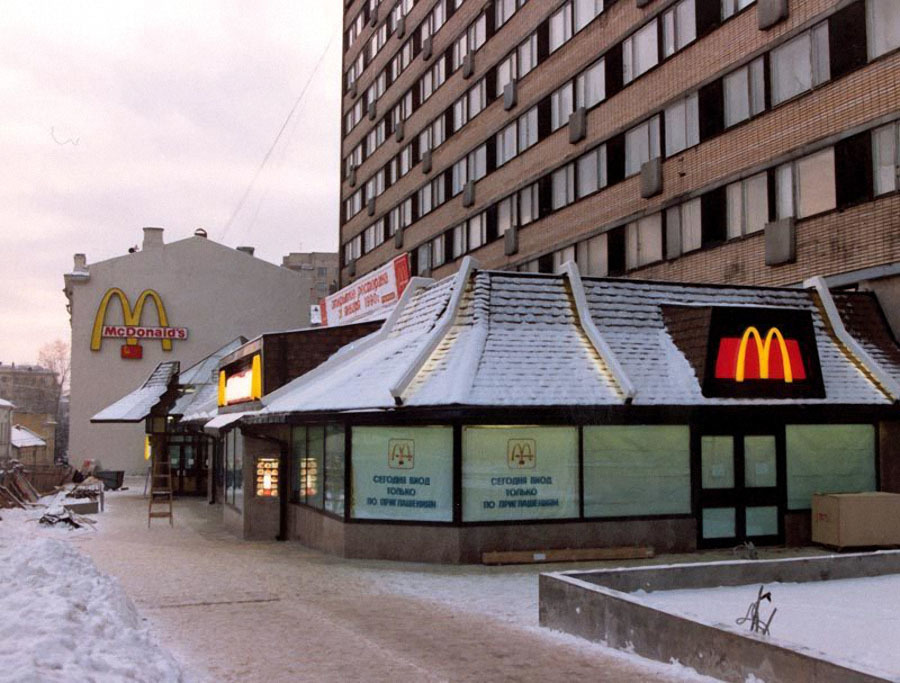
left=637, top=576, right=900, bottom=678
left=365, top=564, right=718, bottom=682
left=0, top=505, right=185, bottom=683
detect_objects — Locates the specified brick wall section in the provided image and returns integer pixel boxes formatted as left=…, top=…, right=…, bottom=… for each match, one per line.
left=341, top=0, right=900, bottom=290
left=261, top=321, right=383, bottom=394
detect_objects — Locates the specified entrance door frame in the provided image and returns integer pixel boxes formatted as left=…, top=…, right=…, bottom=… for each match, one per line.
left=692, top=420, right=787, bottom=549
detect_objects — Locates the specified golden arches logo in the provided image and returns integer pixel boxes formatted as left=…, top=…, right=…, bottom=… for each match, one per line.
left=388, top=439, right=415, bottom=469
left=90, top=288, right=185, bottom=352
left=507, top=439, right=536, bottom=469
left=736, top=326, right=793, bottom=383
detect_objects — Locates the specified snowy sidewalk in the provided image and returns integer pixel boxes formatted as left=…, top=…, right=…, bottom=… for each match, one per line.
left=66, top=485, right=726, bottom=682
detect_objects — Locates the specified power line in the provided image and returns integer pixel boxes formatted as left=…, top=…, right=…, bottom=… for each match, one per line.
left=220, top=31, right=336, bottom=242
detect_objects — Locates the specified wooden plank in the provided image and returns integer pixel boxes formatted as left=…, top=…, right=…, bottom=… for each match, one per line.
left=482, top=546, right=655, bottom=566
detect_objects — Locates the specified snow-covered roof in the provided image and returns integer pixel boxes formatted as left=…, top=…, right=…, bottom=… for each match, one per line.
left=171, top=338, right=245, bottom=420
left=240, top=261, right=900, bottom=423
left=0, top=398, right=13, bottom=409
left=91, top=361, right=179, bottom=423
left=11, top=425, right=46, bottom=449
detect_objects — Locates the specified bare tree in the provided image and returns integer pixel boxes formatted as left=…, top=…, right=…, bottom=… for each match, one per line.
left=37, top=339, right=70, bottom=462
left=37, top=339, right=70, bottom=397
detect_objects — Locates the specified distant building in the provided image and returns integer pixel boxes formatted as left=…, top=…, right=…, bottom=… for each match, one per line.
left=11, top=424, right=49, bottom=468
left=64, top=227, right=316, bottom=474
left=281, top=252, right=340, bottom=310
left=0, top=398, right=12, bottom=463
left=0, top=363, right=58, bottom=462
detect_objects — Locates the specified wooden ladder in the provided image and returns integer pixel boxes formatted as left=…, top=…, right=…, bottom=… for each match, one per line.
left=148, top=445, right=174, bottom=527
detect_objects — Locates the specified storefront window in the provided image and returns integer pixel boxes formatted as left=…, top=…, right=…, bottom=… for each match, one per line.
left=786, top=424, right=875, bottom=509
left=583, top=426, right=690, bottom=517
left=351, top=426, right=453, bottom=521
left=304, top=426, right=326, bottom=509
left=225, top=431, right=234, bottom=503
left=324, top=424, right=345, bottom=516
left=462, top=426, right=579, bottom=522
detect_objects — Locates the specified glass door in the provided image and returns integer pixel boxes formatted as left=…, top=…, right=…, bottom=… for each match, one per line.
left=698, top=430, right=782, bottom=548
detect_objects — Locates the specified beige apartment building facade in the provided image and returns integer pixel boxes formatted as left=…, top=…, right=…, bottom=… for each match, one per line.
left=338, top=0, right=900, bottom=331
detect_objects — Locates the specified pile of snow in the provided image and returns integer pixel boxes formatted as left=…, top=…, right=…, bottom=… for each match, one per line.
left=0, top=521, right=184, bottom=682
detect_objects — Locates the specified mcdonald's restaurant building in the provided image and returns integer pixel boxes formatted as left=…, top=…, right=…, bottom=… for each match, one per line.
left=64, top=227, right=317, bottom=480
left=206, top=261, right=900, bottom=563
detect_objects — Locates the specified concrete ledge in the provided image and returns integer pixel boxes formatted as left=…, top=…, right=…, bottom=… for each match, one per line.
left=540, top=551, right=900, bottom=682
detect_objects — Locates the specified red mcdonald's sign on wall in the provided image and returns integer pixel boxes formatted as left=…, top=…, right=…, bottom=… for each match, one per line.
left=715, top=326, right=807, bottom=383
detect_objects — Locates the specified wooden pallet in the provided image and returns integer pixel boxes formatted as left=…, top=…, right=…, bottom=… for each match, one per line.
left=482, top=546, right=654, bottom=566
left=148, top=446, right=173, bottom=527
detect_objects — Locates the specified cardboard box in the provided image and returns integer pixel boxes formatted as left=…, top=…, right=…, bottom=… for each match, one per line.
left=812, top=492, right=900, bottom=549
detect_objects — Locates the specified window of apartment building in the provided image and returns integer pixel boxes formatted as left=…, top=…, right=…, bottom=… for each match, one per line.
left=432, top=234, right=447, bottom=267
left=366, top=121, right=386, bottom=157
left=722, top=0, right=754, bottom=20
left=624, top=19, right=659, bottom=84
left=391, top=91, right=414, bottom=128
left=420, top=0, right=447, bottom=41
left=453, top=12, right=487, bottom=70
left=419, top=117, right=446, bottom=153
left=452, top=158, right=467, bottom=195
left=662, top=0, right=696, bottom=58
left=552, top=163, right=576, bottom=210
left=575, top=58, right=605, bottom=109
left=496, top=52, right=517, bottom=96
left=867, top=0, right=900, bottom=59
left=390, top=0, right=413, bottom=32
left=724, top=57, right=765, bottom=128
left=365, top=170, right=386, bottom=200
left=497, top=195, right=517, bottom=235
left=770, top=23, right=830, bottom=106
left=626, top=214, right=663, bottom=269
left=416, top=242, right=432, bottom=275
left=519, top=182, right=541, bottom=225
left=625, top=115, right=661, bottom=176
left=776, top=148, right=837, bottom=219
left=518, top=106, right=539, bottom=152
left=418, top=182, right=433, bottom=216
left=726, top=172, right=768, bottom=238
left=421, top=59, right=447, bottom=102
left=496, top=0, right=527, bottom=29
left=518, top=32, right=538, bottom=77
left=873, top=121, right=900, bottom=195
left=576, top=233, right=608, bottom=276
left=664, top=93, right=699, bottom=156
left=665, top=198, right=702, bottom=258
left=452, top=145, right=487, bottom=195
left=553, top=245, right=577, bottom=273
left=550, top=3, right=574, bottom=53
left=345, top=189, right=363, bottom=219
left=574, top=0, right=604, bottom=32
left=468, top=212, right=487, bottom=250
left=468, top=79, right=487, bottom=121
left=431, top=175, right=446, bottom=209
left=496, top=121, right=518, bottom=166
left=551, top=82, right=574, bottom=131
left=495, top=34, right=539, bottom=98
left=399, top=143, right=414, bottom=176
left=452, top=223, right=467, bottom=257
left=346, top=143, right=363, bottom=176
left=577, top=145, right=607, bottom=198
left=363, top=220, right=382, bottom=253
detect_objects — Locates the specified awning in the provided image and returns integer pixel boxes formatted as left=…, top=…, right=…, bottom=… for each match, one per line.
left=203, top=411, right=254, bottom=434
left=91, top=361, right=179, bottom=422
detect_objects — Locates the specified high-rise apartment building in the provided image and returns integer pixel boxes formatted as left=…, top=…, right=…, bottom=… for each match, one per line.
left=339, top=0, right=900, bottom=330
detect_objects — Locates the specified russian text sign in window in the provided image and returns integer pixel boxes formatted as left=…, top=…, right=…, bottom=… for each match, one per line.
left=352, top=427, right=453, bottom=521
left=462, top=426, right=578, bottom=522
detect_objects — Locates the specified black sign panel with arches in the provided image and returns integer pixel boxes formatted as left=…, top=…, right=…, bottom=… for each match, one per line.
left=702, top=307, right=825, bottom=399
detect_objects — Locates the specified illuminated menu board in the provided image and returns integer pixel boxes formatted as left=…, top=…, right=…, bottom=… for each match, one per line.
left=256, top=457, right=279, bottom=497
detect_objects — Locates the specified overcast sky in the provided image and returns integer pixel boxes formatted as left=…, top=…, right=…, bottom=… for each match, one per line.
left=0, top=1, right=343, bottom=365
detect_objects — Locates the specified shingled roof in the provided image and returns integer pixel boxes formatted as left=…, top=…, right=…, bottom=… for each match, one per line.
left=241, top=260, right=900, bottom=423
left=91, top=361, right=179, bottom=422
